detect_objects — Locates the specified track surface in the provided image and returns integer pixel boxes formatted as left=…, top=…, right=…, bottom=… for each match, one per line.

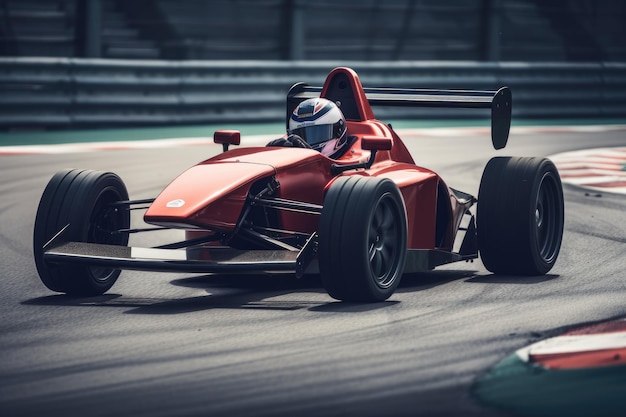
left=1, top=127, right=625, bottom=416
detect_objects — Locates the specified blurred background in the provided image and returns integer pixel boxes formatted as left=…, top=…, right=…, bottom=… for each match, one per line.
left=3, top=0, right=624, bottom=61
left=0, top=0, right=625, bottom=130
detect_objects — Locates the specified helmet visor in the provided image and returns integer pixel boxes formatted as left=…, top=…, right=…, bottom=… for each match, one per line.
left=289, top=124, right=334, bottom=146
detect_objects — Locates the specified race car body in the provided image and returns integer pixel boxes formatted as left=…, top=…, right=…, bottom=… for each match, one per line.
left=34, top=67, right=564, bottom=302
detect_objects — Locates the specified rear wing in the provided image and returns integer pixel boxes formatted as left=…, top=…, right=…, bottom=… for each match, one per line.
left=287, top=70, right=512, bottom=150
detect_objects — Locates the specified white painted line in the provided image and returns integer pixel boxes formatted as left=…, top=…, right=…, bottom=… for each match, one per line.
left=0, top=134, right=277, bottom=155
left=1, top=124, right=625, bottom=155
left=516, top=333, right=626, bottom=363
left=526, top=333, right=626, bottom=356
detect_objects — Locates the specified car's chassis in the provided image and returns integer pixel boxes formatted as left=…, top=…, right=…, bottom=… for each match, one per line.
left=42, top=181, right=477, bottom=279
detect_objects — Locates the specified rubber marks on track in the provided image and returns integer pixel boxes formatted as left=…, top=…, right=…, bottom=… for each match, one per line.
left=473, top=319, right=626, bottom=417
left=550, top=147, right=626, bottom=195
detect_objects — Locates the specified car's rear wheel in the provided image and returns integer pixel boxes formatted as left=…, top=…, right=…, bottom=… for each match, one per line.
left=477, top=157, right=564, bottom=275
left=318, top=176, right=407, bottom=302
left=33, top=169, right=130, bottom=295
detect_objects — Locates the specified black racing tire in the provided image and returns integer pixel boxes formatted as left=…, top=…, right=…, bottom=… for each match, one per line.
left=477, top=157, right=564, bottom=275
left=33, top=169, right=130, bottom=295
left=318, top=176, right=407, bottom=302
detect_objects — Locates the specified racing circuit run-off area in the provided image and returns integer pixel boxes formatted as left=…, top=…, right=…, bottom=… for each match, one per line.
left=1, top=1, right=626, bottom=415
left=0, top=65, right=623, bottom=417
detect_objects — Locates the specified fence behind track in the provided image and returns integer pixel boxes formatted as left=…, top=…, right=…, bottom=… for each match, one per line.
left=0, top=58, right=624, bottom=129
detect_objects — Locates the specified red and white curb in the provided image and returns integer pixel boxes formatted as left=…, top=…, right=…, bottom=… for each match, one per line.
left=473, top=319, right=626, bottom=416
left=549, top=147, right=626, bottom=195
left=516, top=319, right=626, bottom=370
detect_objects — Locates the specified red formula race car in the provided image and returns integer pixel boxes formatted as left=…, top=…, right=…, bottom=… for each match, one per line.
left=33, top=67, right=564, bottom=302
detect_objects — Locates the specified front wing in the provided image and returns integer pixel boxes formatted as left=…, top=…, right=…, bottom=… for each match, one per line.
left=43, top=240, right=469, bottom=278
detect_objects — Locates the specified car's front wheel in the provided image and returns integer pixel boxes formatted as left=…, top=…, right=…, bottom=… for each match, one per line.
left=318, top=176, right=407, bottom=302
left=33, top=169, right=130, bottom=295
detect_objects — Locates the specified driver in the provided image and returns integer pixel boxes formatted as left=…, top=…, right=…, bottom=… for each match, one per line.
left=267, top=98, right=352, bottom=159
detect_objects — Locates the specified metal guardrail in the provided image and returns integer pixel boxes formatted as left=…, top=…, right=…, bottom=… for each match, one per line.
left=0, top=58, right=624, bottom=129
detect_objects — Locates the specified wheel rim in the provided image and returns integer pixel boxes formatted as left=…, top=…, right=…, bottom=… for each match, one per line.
left=367, top=193, right=402, bottom=288
left=535, top=172, right=561, bottom=263
left=88, top=187, right=128, bottom=282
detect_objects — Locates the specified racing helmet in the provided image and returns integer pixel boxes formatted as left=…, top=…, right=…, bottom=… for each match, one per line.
left=288, top=98, right=348, bottom=157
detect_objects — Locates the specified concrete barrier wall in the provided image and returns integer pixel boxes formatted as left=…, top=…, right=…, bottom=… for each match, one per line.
left=0, top=58, right=624, bottom=129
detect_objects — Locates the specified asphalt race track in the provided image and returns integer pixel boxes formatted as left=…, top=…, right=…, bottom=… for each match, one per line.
left=1, top=125, right=625, bottom=417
